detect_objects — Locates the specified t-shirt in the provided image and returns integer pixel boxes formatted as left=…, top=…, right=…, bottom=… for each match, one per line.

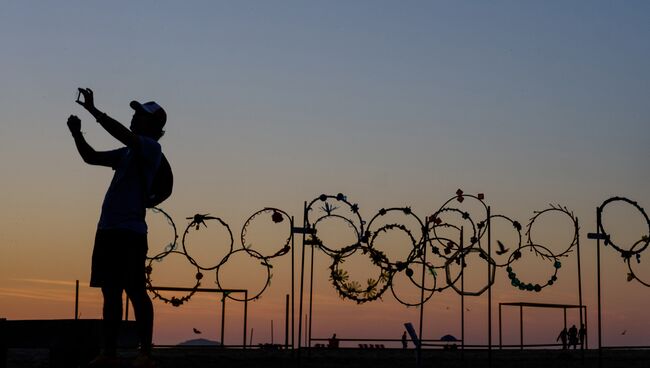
left=97, top=136, right=162, bottom=234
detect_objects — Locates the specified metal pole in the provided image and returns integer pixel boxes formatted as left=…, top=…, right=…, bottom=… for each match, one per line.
left=308, top=236, right=315, bottom=349
left=563, top=307, right=569, bottom=338
left=576, top=218, right=585, bottom=358
left=596, top=208, right=602, bottom=366
left=75, top=280, right=79, bottom=320
left=520, top=305, right=523, bottom=350
left=244, top=292, right=248, bottom=349
left=291, top=216, right=295, bottom=349
left=498, top=304, right=502, bottom=349
left=285, top=294, right=290, bottom=349
left=487, top=206, right=492, bottom=365
left=298, top=202, right=307, bottom=352
left=221, top=294, right=226, bottom=346
left=418, top=219, right=428, bottom=345
left=584, top=306, right=589, bottom=349
left=460, top=226, right=465, bottom=354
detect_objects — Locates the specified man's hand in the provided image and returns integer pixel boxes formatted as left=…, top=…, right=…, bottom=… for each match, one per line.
left=76, top=87, right=96, bottom=112
left=67, top=115, right=81, bottom=135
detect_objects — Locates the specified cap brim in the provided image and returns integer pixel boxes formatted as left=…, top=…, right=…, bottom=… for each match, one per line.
left=130, top=100, right=144, bottom=112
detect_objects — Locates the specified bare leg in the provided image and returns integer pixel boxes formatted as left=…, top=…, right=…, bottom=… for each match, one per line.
left=126, top=285, right=153, bottom=354
left=101, top=287, right=123, bottom=357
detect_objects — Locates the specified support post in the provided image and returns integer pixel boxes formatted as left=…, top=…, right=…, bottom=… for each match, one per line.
left=244, top=292, right=248, bottom=349
left=596, top=208, right=603, bottom=366
left=460, top=227, right=465, bottom=354
left=487, top=206, right=492, bottom=366
left=291, top=216, right=295, bottom=349
left=285, top=294, right=290, bottom=349
left=221, top=294, right=226, bottom=346
left=75, top=280, right=79, bottom=320
left=418, top=218, right=428, bottom=347
left=297, top=202, right=308, bottom=355
left=308, top=237, right=315, bottom=349
left=498, top=304, right=502, bottom=349
left=519, top=305, right=523, bottom=350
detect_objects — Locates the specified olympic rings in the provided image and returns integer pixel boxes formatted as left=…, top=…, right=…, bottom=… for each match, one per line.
left=484, top=214, right=523, bottom=267
left=215, top=248, right=272, bottom=302
left=445, top=247, right=496, bottom=296
left=329, top=243, right=392, bottom=304
left=389, top=260, right=437, bottom=307
left=598, top=197, right=650, bottom=258
left=241, top=207, right=292, bottom=260
left=311, top=214, right=362, bottom=258
left=625, top=237, right=650, bottom=287
left=146, top=207, right=178, bottom=261
left=525, top=205, right=579, bottom=258
left=181, top=214, right=233, bottom=270
left=506, top=244, right=561, bottom=292
left=146, top=250, right=203, bottom=307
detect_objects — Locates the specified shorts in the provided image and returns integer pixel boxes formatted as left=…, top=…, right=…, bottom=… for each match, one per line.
left=90, top=228, right=148, bottom=289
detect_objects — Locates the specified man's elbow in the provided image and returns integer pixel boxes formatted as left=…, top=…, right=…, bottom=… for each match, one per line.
left=80, top=152, right=101, bottom=165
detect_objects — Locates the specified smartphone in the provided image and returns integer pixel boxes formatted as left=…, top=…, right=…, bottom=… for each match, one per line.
left=76, top=90, right=83, bottom=104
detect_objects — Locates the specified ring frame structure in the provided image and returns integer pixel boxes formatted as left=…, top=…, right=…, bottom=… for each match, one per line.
left=598, top=196, right=650, bottom=258
left=182, top=214, right=234, bottom=271
left=241, top=207, right=293, bottom=260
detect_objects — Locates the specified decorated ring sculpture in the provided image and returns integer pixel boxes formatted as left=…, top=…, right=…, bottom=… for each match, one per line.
left=445, top=247, right=496, bottom=296
left=215, top=247, right=272, bottom=302
left=598, top=196, right=650, bottom=259
left=329, top=243, right=392, bottom=304
left=146, top=250, right=203, bottom=307
left=506, top=244, right=561, bottom=292
left=526, top=205, right=578, bottom=259
left=181, top=214, right=234, bottom=270
left=146, top=207, right=178, bottom=261
left=241, top=207, right=292, bottom=260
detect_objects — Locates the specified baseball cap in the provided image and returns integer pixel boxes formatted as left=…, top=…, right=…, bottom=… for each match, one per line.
left=130, top=100, right=167, bottom=127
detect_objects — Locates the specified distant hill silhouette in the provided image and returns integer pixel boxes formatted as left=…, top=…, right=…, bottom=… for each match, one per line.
left=177, top=338, right=221, bottom=346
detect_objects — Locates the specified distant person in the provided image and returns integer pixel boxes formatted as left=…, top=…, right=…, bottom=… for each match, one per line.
left=402, top=331, right=408, bottom=349
left=328, top=333, right=339, bottom=348
left=68, top=88, right=169, bottom=368
left=568, top=324, right=578, bottom=349
left=557, top=327, right=568, bottom=349
left=579, top=324, right=586, bottom=349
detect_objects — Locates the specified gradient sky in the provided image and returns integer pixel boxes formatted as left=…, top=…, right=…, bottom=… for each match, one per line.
left=1, top=1, right=649, bottom=347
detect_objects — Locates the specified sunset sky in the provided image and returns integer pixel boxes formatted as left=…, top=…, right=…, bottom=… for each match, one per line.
left=1, top=1, right=649, bottom=348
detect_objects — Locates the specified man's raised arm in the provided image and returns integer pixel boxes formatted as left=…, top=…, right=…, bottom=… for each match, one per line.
left=76, top=88, right=140, bottom=149
left=67, top=115, right=116, bottom=167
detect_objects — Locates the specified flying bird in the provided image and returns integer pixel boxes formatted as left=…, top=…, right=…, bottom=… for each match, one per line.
left=621, top=330, right=626, bottom=335
left=496, top=240, right=509, bottom=255
left=193, top=328, right=202, bottom=334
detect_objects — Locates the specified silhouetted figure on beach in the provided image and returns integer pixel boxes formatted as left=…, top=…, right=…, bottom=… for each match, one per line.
left=579, top=324, right=586, bottom=349
left=328, top=333, right=339, bottom=348
left=68, top=88, right=168, bottom=368
left=402, top=331, right=408, bottom=349
left=557, top=327, right=568, bottom=349
left=568, top=324, right=578, bottom=349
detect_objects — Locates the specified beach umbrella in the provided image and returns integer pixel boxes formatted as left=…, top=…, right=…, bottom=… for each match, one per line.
left=440, top=334, right=458, bottom=342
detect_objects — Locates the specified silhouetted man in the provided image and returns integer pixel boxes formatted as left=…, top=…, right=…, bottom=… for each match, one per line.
left=568, top=324, right=578, bottom=349
left=402, top=331, right=408, bottom=349
left=557, top=327, right=568, bottom=349
left=68, top=88, right=166, bottom=368
left=579, top=323, right=586, bottom=349
left=328, top=333, right=339, bottom=348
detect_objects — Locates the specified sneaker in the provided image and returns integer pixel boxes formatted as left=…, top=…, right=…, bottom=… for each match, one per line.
left=87, top=354, right=121, bottom=368
left=132, top=353, right=156, bottom=368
